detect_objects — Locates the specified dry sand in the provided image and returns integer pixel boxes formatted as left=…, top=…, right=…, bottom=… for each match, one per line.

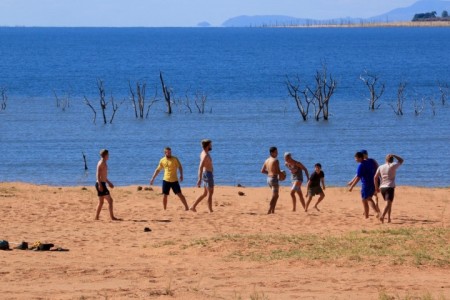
left=0, top=183, right=449, bottom=299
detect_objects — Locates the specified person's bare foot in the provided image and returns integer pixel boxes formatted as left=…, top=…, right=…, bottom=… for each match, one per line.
left=314, top=206, right=320, bottom=212
left=111, top=217, right=121, bottom=221
left=95, top=217, right=100, bottom=220
left=379, top=216, right=384, bottom=224
left=190, top=207, right=197, bottom=212
left=388, top=219, right=391, bottom=223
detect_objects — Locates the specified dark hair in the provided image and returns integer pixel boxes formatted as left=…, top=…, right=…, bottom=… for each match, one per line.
left=388, top=156, right=394, bottom=163
left=99, top=149, right=109, bottom=157
left=164, top=147, right=171, bottom=151
left=354, top=152, right=364, bottom=159
left=201, top=139, right=212, bottom=149
left=269, top=146, right=277, bottom=154
left=315, top=163, right=322, bottom=169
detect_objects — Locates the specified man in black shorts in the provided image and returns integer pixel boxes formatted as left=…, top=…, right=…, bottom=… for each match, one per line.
left=150, top=147, right=189, bottom=211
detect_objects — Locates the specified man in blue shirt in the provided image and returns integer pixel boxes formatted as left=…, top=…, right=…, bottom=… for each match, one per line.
left=348, top=151, right=381, bottom=219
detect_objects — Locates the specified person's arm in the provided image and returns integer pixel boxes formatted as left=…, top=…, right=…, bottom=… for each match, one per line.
left=150, top=169, right=160, bottom=185
left=197, top=157, right=206, bottom=187
left=297, top=161, right=309, bottom=181
left=374, top=168, right=380, bottom=192
left=261, top=162, right=268, bottom=175
left=178, top=160, right=184, bottom=182
left=392, top=154, right=404, bottom=165
left=321, top=177, right=326, bottom=190
left=348, top=177, right=360, bottom=191
left=347, top=175, right=357, bottom=186
left=96, top=162, right=103, bottom=191
left=150, top=162, right=163, bottom=185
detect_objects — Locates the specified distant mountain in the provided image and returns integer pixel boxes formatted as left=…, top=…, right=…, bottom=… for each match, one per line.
left=370, top=0, right=450, bottom=22
left=222, top=0, right=450, bottom=27
left=197, top=21, right=211, bottom=27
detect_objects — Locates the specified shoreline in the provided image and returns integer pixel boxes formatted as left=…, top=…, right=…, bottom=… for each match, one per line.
left=1, top=181, right=449, bottom=189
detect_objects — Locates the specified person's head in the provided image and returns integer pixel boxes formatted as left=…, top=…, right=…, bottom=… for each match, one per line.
left=360, top=149, right=368, bottom=159
left=269, top=146, right=278, bottom=158
left=284, top=152, right=292, bottom=162
left=164, top=147, right=172, bottom=158
left=354, top=151, right=364, bottom=163
left=100, top=149, right=109, bottom=160
left=201, top=139, right=212, bottom=151
left=386, top=154, right=394, bottom=163
left=314, top=163, right=322, bottom=173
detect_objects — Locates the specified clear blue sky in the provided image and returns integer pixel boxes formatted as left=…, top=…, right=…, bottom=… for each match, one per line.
left=0, top=0, right=418, bottom=27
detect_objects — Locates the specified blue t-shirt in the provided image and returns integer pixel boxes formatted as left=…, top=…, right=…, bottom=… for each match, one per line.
left=357, top=160, right=376, bottom=188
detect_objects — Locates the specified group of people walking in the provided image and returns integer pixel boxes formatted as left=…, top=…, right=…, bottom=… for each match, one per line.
left=94, top=140, right=403, bottom=224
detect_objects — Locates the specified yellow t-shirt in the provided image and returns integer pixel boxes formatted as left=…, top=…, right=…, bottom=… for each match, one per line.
left=157, top=156, right=181, bottom=182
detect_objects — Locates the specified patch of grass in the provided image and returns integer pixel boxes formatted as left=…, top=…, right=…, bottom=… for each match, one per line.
left=378, top=290, right=448, bottom=300
left=249, top=290, right=269, bottom=300
left=181, top=228, right=450, bottom=267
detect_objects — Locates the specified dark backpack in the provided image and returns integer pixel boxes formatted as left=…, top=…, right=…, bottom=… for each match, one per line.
left=0, top=240, right=10, bottom=250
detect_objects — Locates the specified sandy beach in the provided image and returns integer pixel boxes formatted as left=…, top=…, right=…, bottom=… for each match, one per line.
left=0, top=183, right=449, bottom=299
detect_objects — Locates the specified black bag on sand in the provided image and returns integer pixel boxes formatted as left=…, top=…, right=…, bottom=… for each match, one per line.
left=0, top=240, right=10, bottom=250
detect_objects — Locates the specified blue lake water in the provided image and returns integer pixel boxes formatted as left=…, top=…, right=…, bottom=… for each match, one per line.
left=0, top=27, right=449, bottom=187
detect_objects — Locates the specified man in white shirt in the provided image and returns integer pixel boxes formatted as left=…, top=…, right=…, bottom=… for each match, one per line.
left=374, top=154, right=404, bottom=223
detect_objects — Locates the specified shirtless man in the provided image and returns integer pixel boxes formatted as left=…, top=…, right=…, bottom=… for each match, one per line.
left=95, top=149, right=119, bottom=221
left=190, top=139, right=214, bottom=213
left=284, top=152, right=309, bottom=211
left=261, top=147, right=282, bottom=214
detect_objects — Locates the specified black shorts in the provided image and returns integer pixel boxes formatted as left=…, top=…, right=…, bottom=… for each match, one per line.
left=381, top=187, right=395, bottom=202
left=95, top=182, right=110, bottom=197
left=162, top=180, right=181, bottom=195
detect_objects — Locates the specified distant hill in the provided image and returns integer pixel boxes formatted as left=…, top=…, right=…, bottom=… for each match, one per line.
left=222, top=0, right=450, bottom=27
left=369, top=0, right=450, bottom=22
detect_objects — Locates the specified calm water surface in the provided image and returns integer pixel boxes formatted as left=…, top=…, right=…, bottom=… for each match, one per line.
left=0, top=27, right=449, bottom=187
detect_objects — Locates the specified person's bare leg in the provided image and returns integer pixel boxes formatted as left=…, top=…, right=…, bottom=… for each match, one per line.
left=387, top=202, right=393, bottom=223
left=362, top=199, right=370, bottom=219
left=305, top=195, right=313, bottom=212
left=368, top=199, right=380, bottom=218
left=177, top=193, right=189, bottom=211
left=95, top=197, right=104, bottom=220
left=190, top=188, right=207, bottom=212
left=163, top=194, right=168, bottom=210
left=297, top=188, right=306, bottom=211
left=207, top=188, right=214, bottom=213
left=105, top=196, right=118, bottom=220
left=268, top=193, right=279, bottom=214
left=290, top=190, right=296, bottom=212
left=314, top=192, right=325, bottom=211
left=380, top=201, right=390, bottom=223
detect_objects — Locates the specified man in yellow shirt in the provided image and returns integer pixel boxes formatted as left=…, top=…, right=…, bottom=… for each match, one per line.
left=150, top=147, right=189, bottom=210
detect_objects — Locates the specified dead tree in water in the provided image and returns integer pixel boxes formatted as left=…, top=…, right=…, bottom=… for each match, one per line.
left=390, top=82, right=406, bottom=116
left=308, top=64, right=337, bottom=121
left=438, top=81, right=448, bottom=105
left=82, top=152, right=88, bottom=170
left=53, top=89, right=70, bottom=111
left=129, top=81, right=158, bottom=118
left=194, top=91, right=208, bottom=114
left=286, top=75, right=313, bottom=121
left=159, top=72, right=173, bottom=114
left=84, top=80, right=123, bottom=124
left=0, top=88, right=7, bottom=111
left=83, top=96, right=97, bottom=124
left=413, top=97, right=425, bottom=116
left=97, top=80, right=108, bottom=124
left=360, top=71, right=385, bottom=110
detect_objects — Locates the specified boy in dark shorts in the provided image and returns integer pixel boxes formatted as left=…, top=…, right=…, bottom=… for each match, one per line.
left=305, top=163, right=325, bottom=212
left=95, top=149, right=119, bottom=221
left=374, top=154, right=404, bottom=223
left=150, top=147, right=189, bottom=211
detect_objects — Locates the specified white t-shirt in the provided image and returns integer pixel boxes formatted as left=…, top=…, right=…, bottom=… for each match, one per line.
left=376, top=162, right=402, bottom=188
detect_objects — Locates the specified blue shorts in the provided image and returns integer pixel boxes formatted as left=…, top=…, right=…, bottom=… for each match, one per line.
left=203, top=171, right=214, bottom=189
left=162, top=180, right=181, bottom=195
left=361, top=185, right=375, bottom=200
